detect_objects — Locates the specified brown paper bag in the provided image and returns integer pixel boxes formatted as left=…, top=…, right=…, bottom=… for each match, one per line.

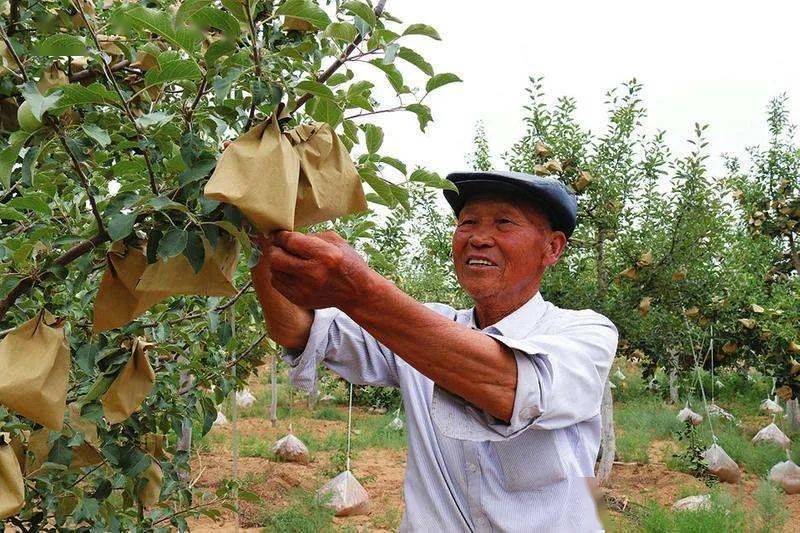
left=287, top=122, right=368, bottom=228
left=0, top=311, right=70, bottom=430
left=93, top=242, right=171, bottom=333
left=205, top=117, right=367, bottom=233
left=0, top=433, right=24, bottom=520
left=101, top=338, right=155, bottom=424
left=136, top=235, right=238, bottom=298
left=144, top=433, right=171, bottom=461
left=205, top=116, right=300, bottom=233
left=137, top=459, right=163, bottom=508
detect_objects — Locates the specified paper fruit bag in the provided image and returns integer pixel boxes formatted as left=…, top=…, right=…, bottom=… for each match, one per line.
left=93, top=242, right=171, bottom=333
left=205, top=116, right=300, bottom=233
left=0, top=432, right=24, bottom=520
left=137, top=458, right=163, bottom=508
left=136, top=235, right=238, bottom=298
left=286, top=122, right=368, bottom=228
left=101, top=338, right=155, bottom=424
left=0, top=311, right=70, bottom=430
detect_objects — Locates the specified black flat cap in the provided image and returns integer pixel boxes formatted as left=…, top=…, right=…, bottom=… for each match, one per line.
left=444, top=171, right=578, bottom=237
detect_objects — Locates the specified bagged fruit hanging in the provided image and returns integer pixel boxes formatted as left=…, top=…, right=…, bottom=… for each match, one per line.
left=137, top=458, right=163, bottom=508
left=93, top=242, right=171, bottom=333
left=317, top=470, right=370, bottom=517
left=101, top=337, right=155, bottom=424
left=752, top=423, right=791, bottom=449
left=0, top=311, right=70, bottom=430
left=136, top=234, right=239, bottom=298
left=0, top=432, right=24, bottom=519
left=769, top=459, right=800, bottom=494
left=677, top=403, right=703, bottom=426
left=204, top=114, right=367, bottom=233
left=701, top=443, right=740, bottom=483
left=272, top=432, right=310, bottom=464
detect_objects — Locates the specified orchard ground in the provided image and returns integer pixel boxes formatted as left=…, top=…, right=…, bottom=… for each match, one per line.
left=187, top=361, right=800, bottom=532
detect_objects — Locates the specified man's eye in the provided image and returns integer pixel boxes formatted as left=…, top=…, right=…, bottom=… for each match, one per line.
left=458, top=219, right=475, bottom=226
left=498, top=218, right=513, bottom=225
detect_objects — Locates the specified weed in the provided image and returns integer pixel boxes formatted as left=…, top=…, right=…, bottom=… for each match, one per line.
left=752, top=479, right=789, bottom=532
left=312, top=406, right=346, bottom=421
left=258, top=489, right=335, bottom=532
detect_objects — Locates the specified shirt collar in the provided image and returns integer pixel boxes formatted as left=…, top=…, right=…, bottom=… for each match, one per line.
left=466, top=292, right=547, bottom=338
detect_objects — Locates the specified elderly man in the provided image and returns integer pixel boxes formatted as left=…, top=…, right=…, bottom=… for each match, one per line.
left=251, top=171, right=618, bottom=532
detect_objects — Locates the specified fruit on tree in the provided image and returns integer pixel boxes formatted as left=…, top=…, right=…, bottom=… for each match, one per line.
left=17, top=100, right=42, bottom=132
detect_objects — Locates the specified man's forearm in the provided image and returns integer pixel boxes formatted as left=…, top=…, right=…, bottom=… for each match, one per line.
left=251, top=257, right=313, bottom=350
left=342, top=273, right=518, bottom=422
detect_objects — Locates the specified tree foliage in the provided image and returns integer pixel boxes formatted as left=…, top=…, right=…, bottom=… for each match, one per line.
left=0, top=0, right=456, bottom=529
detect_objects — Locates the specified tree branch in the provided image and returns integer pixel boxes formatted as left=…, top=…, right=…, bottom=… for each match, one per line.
left=0, top=24, right=28, bottom=82
left=0, top=233, right=108, bottom=322
left=69, top=59, right=132, bottom=83
left=290, top=0, right=387, bottom=115
left=71, top=0, right=159, bottom=195
left=243, top=0, right=263, bottom=131
left=55, top=126, right=106, bottom=237
left=226, top=331, right=268, bottom=368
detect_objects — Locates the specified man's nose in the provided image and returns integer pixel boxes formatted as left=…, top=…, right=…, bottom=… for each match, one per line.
left=468, top=229, right=495, bottom=248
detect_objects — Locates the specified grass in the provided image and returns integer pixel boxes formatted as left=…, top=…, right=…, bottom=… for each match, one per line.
left=615, top=397, right=684, bottom=463
left=258, top=489, right=336, bottom=532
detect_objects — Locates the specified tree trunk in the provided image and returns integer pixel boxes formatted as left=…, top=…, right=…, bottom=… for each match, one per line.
left=597, top=379, right=615, bottom=485
left=787, top=399, right=800, bottom=432
left=270, top=354, right=278, bottom=428
left=307, top=386, right=318, bottom=409
left=668, top=351, right=679, bottom=404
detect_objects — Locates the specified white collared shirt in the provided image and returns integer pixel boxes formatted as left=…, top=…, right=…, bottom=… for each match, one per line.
left=284, top=292, right=618, bottom=532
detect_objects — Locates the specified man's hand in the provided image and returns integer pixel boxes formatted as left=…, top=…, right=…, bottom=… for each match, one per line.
left=265, top=230, right=376, bottom=311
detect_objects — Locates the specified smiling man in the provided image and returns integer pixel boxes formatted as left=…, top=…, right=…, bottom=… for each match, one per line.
left=252, top=171, right=618, bottom=532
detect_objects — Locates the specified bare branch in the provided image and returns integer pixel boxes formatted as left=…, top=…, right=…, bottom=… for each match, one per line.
left=0, top=25, right=28, bottom=82
left=55, top=125, right=107, bottom=237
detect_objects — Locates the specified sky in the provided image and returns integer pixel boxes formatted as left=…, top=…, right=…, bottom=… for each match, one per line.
left=357, top=0, right=800, bottom=179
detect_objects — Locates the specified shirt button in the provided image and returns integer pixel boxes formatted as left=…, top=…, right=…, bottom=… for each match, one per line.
left=467, top=462, right=478, bottom=473
left=477, top=517, right=488, bottom=527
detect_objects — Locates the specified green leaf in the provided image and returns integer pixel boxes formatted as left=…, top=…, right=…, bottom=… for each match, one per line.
left=176, top=0, right=212, bottom=23
left=324, top=21, right=358, bottom=42
left=360, top=168, right=396, bottom=207
left=82, top=124, right=111, bottom=147
left=48, top=437, right=73, bottom=466
left=307, top=98, right=343, bottom=127
left=0, top=207, right=25, bottom=221
left=406, top=103, right=433, bottom=132
left=57, top=83, right=121, bottom=108
left=342, top=120, right=359, bottom=144
left=213, top=68, right=242, bottom=105
left=0, top=131, right=28, bottom=189
left=397, top=47, right=433, bottom=76
left=32, top=35, right=88, bottom=56
left=205, top=39, right=236, bottom=65
left=107, top=212, right=137, bottom=242
left=383, top=43, right=399, bottom=65
left=296, top=79, right=335, bottom=100
left=183, top=231, right=206, bottom=274
left=369, top=60, right=406, bottom=94
left=158, top=227, right=188, bottom=259
left=144, top=59, right=203, bottom=86
left=189, top=7, right=241, bottom=36
left=363, top=124, right=383, bottom=154
left=426, top=73, right=462, bottom=93
left=135, top=111, right=175, bottom=129
left=341, top=1, right=376, bottom=27
left=380, top=156, right=407, bottom=175
left=221, top=0, right=248, bottom=22
left=347, top=80, right=374, bottom=96
left=403, top=23, right=441, bottom=40
left=410, top=168, right=457, bottom=191
left=348, top=95, right=373, bottom=112
left=9, top=195, right=51, bottom=215
left=275, top=0, right=332, bottom=30
left=124, top=7, right=202, bottom=54
left=20, top=83, right=61, bottom=121
left=75, top=344, right=100, bottom=374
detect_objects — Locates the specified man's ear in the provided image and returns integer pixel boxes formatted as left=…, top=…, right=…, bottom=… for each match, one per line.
left=543, top=231, right=568, bottom=268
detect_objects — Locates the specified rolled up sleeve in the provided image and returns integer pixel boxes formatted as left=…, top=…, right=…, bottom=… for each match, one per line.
left=281, top=307, right=401, bottom=392
left=431, top=312, right=618, bottom=441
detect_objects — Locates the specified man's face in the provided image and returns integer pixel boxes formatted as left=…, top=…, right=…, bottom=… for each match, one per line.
left=452, top=195, right=566, bottom=302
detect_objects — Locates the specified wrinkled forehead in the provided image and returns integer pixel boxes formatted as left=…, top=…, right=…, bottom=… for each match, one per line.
left=459, top=193, right=552, bottom=227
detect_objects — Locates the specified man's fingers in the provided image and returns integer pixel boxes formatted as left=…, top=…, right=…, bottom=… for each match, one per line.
left=272, top=230, right=336, bottom=259
left=268, top=245, right=309, bottom=274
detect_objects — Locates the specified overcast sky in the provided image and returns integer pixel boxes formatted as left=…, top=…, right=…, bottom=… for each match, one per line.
left=360, top=0, right=800, bottom=179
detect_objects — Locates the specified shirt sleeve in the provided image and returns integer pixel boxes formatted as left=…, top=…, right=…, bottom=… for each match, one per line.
left=431, top=311, right=618, bottom=441
left=281, top=307, right=402, bottom=392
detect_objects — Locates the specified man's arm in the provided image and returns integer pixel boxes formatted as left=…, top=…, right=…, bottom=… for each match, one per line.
left=250, top=235, right=313, bottom=350
left=265, top=231, right=518, bottom=422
